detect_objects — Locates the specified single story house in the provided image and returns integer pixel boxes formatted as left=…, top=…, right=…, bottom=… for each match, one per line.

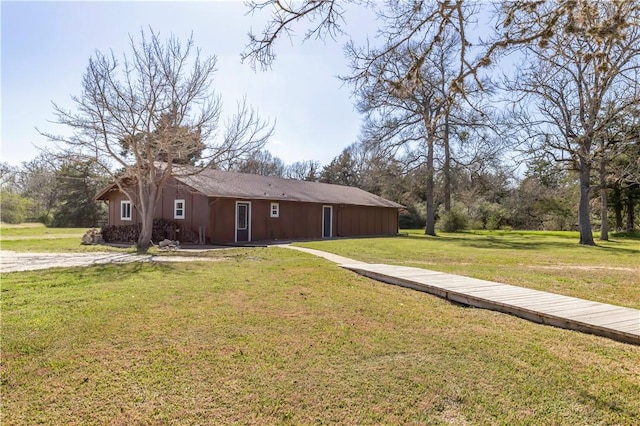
left=96, top=168, right=403, bottom=244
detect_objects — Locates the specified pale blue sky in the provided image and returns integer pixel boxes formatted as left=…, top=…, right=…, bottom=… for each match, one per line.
left=1, top=1, right=377, bottom=167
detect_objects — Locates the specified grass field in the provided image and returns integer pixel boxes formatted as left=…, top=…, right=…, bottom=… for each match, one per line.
left=0, top=222, right=88, bottom=237
left=2, top=248, right=640, bottom=425
left=2, top=226, right=640, bottom=424
left=0, top=223, right=131, bottom=253
left=298, top=230, right=640, bottom=309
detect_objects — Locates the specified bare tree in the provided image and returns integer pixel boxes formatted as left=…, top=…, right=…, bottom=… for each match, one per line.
left=344, top=4, right=475, bottom=236
left=16, top=154, right=60, bottom=223
left=242, top=0, right=522, bottom=236
left=41, top=28, right=273, bottom=251
left=284, top=160, right=321, bottom=181
left=507, top=1, right=640, bottom=245
left=235, top=149, right=285, bottom=177
left=242, top=1, right=608, bottom=91
left=0, top=162, right=18, bottom=190
left=244, top=0, right=640, bottom=239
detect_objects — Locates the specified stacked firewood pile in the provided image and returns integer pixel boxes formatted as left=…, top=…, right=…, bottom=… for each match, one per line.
left=179, top=227, right=201, bottom=244
left=102, top=219, right=179, bottom=243
left=101, top=223, right=141, bottom=243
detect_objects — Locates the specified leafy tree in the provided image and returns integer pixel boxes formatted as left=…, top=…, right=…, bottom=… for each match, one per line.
left=509, top=159, right=578, bottom=231
left=51, top=159, right=108, bottom=228
left=593, top=107, right=639, bottom=240
left=0, top=191, right=31, bottom=224
left=320, top=141, right=410, bottom=203
left=604, top=112, right=640, bottom=232
left=319, top=149, right=359, bottom=186
left=437, top=203, right=468, bottom=232
left=448, top=163, right=514, bottom=230
left=41, top=29, right=273, bottom=252
left=365, top=157, right=407, bottom=205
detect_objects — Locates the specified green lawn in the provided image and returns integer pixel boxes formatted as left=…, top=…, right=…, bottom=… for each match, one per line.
left=0, top=223, right=131, bottom=253
left=297, top=230, right=640, bottom=309
left=0, top=222, right=88, bottom=238
left=2, top=246, right=640, bottom=425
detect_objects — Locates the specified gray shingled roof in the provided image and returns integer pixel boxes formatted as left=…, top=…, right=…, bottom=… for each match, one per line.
left=175, top=168, right=403, bottom=208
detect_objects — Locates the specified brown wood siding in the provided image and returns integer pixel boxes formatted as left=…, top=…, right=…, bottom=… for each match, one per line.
left=152, top=181, right=209, bottom=240
left=251, top=200, right=266, bottom=241
left=336, top=205, right=398, bottom=238
left=209, top=198, right=236, bottom=244
left=205, top=200, right=400, bottom=244
left=102, top=179, right=209, bottom=238
left=103, top=190, right=139, bottom=226
left=104, top=184, right=398, bottom=244
left=255, top=200, right=324, bottom=241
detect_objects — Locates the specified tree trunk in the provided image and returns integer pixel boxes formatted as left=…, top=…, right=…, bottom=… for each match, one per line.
left=425, top=136, right=436, bottom=236
left=626, top=187, right=635, bottom=232
left=577, top=160, right=595, bottom=245
left=599, top=158, right=608, bottom=241
left=443, top=106, right=451, bottom=212
left=613, top=185, right=623, bottom=231
left=137, top=206, right=155, bottom=253
left=136, top=181, right=160, bottom=253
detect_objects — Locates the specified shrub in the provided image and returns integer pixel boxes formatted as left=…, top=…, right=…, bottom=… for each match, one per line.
left=399, top=203, right=426, bottom=229
left=486, top=214, right=502, bottom=231
left=471, top=201, right=508, bottom=230
left=0, top=191, right=31, bottom=224
left=438, top=207, right=468, bottom=232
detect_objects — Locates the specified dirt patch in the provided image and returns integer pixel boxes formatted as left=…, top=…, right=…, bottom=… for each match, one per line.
left=0, top=251, right=224, bottom=273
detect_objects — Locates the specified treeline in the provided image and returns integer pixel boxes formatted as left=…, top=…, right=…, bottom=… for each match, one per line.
left=221, top=141, right=640, bottom=234
left=0, top=155, right=108, bottom=227
left=2, top=141, right=638, bottom=234
left=2, top=142, right=639, bottom=234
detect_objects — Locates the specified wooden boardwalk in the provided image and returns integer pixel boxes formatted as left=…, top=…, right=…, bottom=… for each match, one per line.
left=340, top=263, right=640, bottom=345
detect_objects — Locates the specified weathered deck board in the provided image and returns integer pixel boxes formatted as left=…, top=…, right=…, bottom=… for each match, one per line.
left=340, top=263, right=640, bottom=345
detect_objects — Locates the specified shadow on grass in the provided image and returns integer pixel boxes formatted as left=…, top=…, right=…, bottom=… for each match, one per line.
left=593, top=244, right=640, bottom=255
left=611, top=230, right=640, bottom=240
left=89, top=261, right=176, bottom=276
left=579, top=390, right=630, bottom=417
left=403, top=233, right=640, bottom=254
left=403, top=234, right=569, bottom=251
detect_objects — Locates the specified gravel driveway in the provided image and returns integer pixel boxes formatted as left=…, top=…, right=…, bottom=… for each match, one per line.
left=0, top=251, right=221, bottom=273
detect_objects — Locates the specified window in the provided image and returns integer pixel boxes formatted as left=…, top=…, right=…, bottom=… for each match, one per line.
left=120, top=200, right=132, bottom=221
left=270, top=202, right=279, bottom=218
left=237, top=204, right=248, bottom=230
left=174, top=199, right=185, bottom=219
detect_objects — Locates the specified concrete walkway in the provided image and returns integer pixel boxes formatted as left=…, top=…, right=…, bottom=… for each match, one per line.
left=278, top=245, right=640, bottom=345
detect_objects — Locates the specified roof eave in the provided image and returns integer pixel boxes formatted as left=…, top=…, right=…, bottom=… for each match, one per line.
left=95, top=183, right=119, bottom=201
